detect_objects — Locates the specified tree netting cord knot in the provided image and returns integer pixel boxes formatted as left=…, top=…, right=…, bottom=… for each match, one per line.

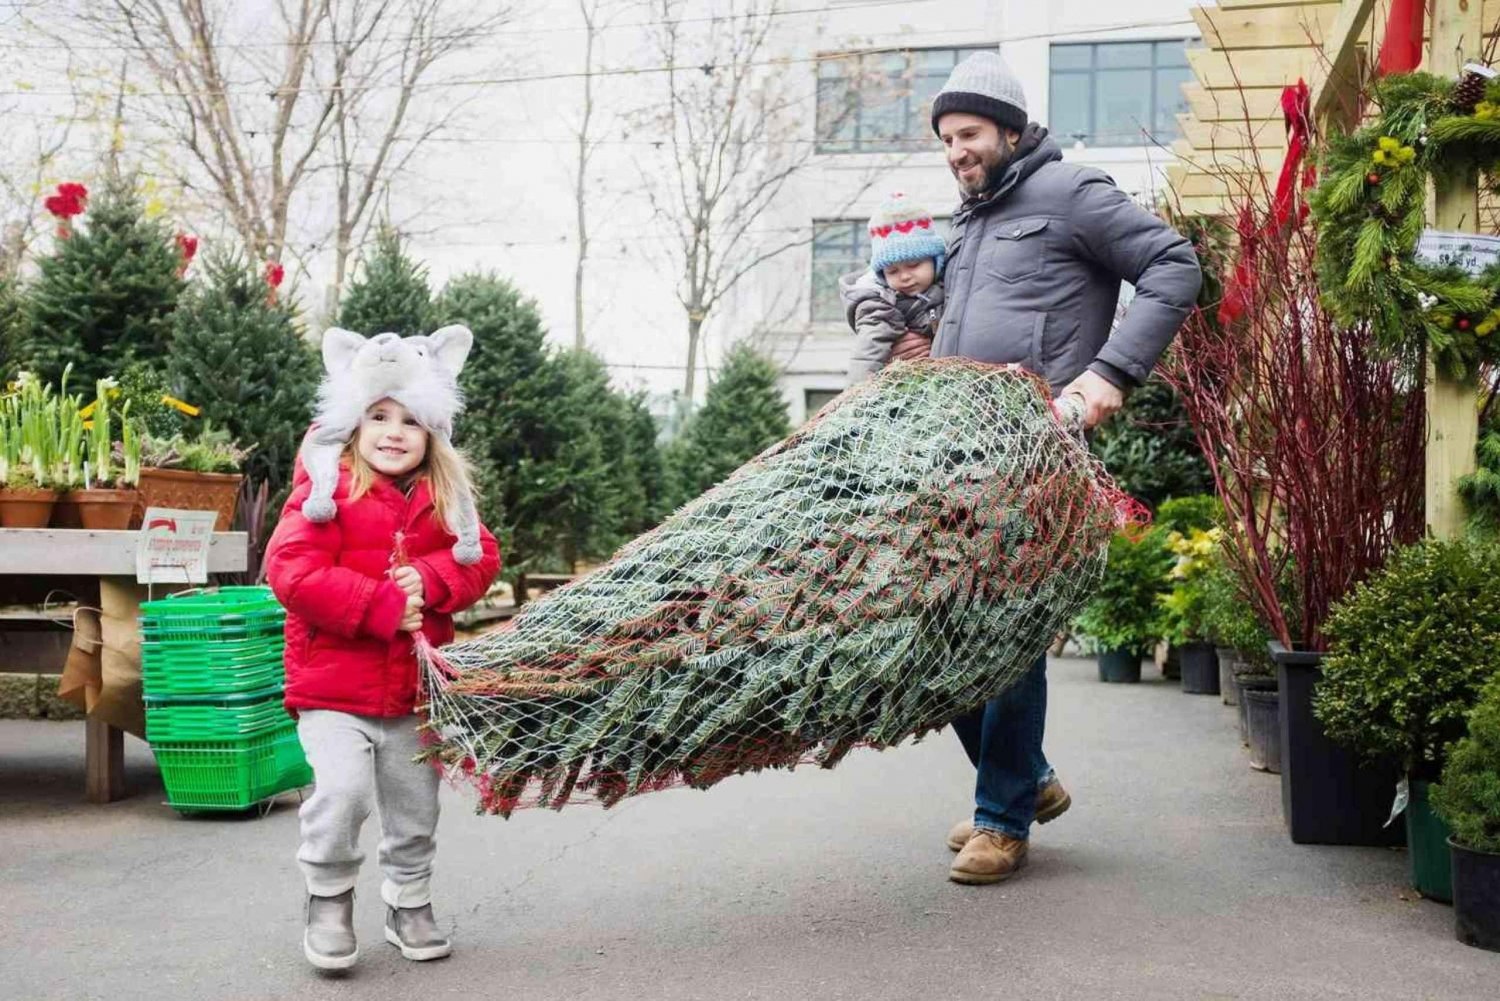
left=415, top=360, right=1133, bottom=817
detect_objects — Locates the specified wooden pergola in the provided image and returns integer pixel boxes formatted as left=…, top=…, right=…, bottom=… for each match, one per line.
left=1169, top=0, right=1494, bottom=540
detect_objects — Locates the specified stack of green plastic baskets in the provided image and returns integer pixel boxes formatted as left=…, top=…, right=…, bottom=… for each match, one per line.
left=140, top=586, right=312, bottom=812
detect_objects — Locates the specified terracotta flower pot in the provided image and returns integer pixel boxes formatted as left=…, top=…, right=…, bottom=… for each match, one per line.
left=134, top=468, right=243, bottom=531
left=0, top=486, right=60, bottom=528
left=71, top=487, right=142, bottom=530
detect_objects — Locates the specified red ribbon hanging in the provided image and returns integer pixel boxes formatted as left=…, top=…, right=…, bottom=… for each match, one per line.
left=1378, top=0, right=1426, bottom=76
left=1217, top=80, right=1314, bottom=326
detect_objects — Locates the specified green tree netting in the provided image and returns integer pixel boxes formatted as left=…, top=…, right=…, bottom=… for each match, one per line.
left=417, top=360, right=1134, bottom=815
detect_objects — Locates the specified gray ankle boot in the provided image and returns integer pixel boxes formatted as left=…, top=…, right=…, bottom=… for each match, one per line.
left=304, top=890, right=358, bottom=971
left=384, top=902, right=453, bottom=961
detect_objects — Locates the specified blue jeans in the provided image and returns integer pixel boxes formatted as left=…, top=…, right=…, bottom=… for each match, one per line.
left=950, top=653, right=1053, bottom=840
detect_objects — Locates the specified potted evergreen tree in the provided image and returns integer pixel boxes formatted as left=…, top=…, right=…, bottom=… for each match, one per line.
left=1314, top=539, right=1500, bottom=902
left=1074, top=526, right=1172, bottom=683
left=1433, top=678, right=1500, bottom=951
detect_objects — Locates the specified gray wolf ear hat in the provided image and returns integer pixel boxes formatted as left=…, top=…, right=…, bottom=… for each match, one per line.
left=299, top=325, right=483, bottom=565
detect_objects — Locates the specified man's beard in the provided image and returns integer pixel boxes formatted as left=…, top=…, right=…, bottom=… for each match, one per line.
left=956, top=144, right=1013, bottom=198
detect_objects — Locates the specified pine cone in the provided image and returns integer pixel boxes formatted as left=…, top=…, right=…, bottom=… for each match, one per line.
left=1455, top=70, right=1487, bottom=113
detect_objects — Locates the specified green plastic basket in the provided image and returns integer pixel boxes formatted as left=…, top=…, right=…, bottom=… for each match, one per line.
left=152, top=720, right=312, bottom=812
left=140, top=586, right=285, bottom=643
left=142, top=636, right=286, bottom=697
left=145, top=688, right=290, bottom=741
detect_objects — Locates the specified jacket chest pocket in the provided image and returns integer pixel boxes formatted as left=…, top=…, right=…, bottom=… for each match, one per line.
left=984, top=217, right=1049, bottom=283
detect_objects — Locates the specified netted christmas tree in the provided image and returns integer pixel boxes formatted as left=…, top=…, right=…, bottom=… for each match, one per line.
left=338, top=225, right=433, bottom=337
left=24, top=176, right=183, bottom=386
left=418, top=360, right=1133, bottom=816
left=168, top=251, right=320, bottom=494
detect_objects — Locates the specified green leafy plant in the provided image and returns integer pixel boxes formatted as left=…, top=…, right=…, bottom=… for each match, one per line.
left=1090, top=377, right=1212, bottom=510
left=1154, top=494, right=1221, bottom=535
left=1, top=366, right=86, bottom=491
left=140, top=422, right=251, bottom=474
left=1432, top=676, right=1500, bottom=853
left=1073, top=526, right=1173, bottom=655
left=1200, top=545, right=1275, bottom=672
left=1460, top=399, right=1500, bottom=539
left=1158, top=525, right=1222, bottom=645
left=1314, top=539, right=1500, bottom=777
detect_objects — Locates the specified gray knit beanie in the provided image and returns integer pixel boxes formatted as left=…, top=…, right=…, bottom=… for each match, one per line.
left=931, top=51, right=1028, bottom=136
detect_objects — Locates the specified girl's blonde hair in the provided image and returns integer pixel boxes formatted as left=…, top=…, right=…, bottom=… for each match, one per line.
left=342, top=428, right=477, bottom=536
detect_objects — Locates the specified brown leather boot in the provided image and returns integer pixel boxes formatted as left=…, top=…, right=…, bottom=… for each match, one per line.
left=946, top=779, right=1072, bottom=851
left=949, top=830, right=1028, bottom=884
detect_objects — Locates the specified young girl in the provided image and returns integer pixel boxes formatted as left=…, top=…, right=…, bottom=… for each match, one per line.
left=266, top=326, right=500, bottom=972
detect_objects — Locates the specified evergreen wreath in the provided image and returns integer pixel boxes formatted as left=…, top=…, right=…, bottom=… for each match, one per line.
left=1311, top=70, right=1500, bottom=378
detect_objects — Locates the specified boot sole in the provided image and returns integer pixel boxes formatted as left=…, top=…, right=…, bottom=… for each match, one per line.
left=949, top=853, right=1027, bottom=885
left=385, top=925, right=453, bottom=961
left=303, top=933, right=358, bottom=971
left=945, top=791, right=1073, bottom=852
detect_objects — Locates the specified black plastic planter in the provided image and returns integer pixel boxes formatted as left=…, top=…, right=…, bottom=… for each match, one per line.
left=1243, top=687, right=1281, bottom=773
left=1215, top=647, right=1239, bottom=706
left=1236, top=675, right=1276, bottom=748
left=1451, top=839, right=1500, bottom=951
left=1272, top=642, right=1404, bottom=847
left=1179, top=642, right=1219, bottom=695
left=1097, top=648, right=1141, bottom=683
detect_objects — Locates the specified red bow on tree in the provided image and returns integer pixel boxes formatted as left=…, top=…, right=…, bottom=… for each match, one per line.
left=43, top=182, right=89, bottom=238
left=175, top=233, right=198, bottom=277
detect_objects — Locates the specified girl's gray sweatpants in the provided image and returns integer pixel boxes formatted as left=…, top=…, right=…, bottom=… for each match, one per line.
left=296, top=710, right=440, bottom=909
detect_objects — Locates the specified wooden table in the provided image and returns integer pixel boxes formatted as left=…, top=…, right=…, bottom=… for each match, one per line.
left=0, top=528, right=248, bottom=802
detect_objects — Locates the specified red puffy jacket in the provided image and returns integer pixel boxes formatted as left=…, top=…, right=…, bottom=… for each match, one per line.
left=265, top=460, right=501, bottom=717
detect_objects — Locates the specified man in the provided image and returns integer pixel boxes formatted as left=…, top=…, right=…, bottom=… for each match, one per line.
left=909, top=52, right=1202, bottom=885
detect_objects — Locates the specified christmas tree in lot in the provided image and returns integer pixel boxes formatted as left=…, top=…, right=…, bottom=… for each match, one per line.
left=168, top=252, right=320, bottom=496
left=338, top=225, right=433, bottom=337
left=666, top=344, right=791, bottom=507
left=419, top=360, right=1131, bottom=816
left=25, top=177, right=183, bottom=386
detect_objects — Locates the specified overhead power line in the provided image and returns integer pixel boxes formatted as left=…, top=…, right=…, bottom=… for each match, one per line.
left=0, top=17, right=1197, bottom=99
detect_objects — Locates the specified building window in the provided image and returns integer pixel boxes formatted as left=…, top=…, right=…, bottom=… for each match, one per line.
left=811, top=220, right=870, bottom=322
left=810, top=217, right=952, bottom=323
left=817, top=46, right=994, bottom=153
left=804, top=388, right=842, bottom=419
left=1049, top=40, right=1195, bottom=148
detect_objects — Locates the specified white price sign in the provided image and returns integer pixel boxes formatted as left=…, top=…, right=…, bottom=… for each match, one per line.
left=1414, top=229, right=1500, bottom=276
left=136, top=507, right=218, bottom=584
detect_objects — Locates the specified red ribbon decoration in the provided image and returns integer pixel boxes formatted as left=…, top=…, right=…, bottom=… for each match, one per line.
left=1379, top=0, right=1425, bottom=76
left=1217, top=80, right=1314, bottom=326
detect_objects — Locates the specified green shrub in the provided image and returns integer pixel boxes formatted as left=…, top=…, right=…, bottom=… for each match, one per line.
left=1314, top=539, right=1500, bottom=775
left=1432, top=676, right=1500, bottom=853
left=1154, top=494, right=1221, bottom=534
left=1200, top=550, right=1274, bottom=671
left=1073, top=526, right=1173, bottom=655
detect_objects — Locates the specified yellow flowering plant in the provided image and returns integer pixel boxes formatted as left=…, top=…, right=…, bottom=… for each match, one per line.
left=1159, top=526, right=1223, bottom=644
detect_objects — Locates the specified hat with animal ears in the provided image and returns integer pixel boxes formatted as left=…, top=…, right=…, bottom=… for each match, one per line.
left=298, top=325, right=483, bottom=565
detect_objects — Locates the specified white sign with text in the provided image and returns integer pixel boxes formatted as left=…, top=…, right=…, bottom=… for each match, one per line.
left=1415, top=229, right=1500, bottom=275
left=136, top=507, right=218, bottom=584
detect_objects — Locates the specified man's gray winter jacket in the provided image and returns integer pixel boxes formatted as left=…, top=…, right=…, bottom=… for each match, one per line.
left=934, top=129, right=1201, bottom=391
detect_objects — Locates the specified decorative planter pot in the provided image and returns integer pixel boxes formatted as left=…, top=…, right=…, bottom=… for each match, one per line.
left=1451, top=839, right=1500, bottom=951
left=1243, top=686, right=1282, bottom=773
left=1271, top=642, right=1405, bottom=847
left=135, top=468, right=242, bottom=531
left=1215, top=646, right=1241, bottom=706
left=1179, top=642, right=1220, bottom=695
left=1097, top=648, right=1142, bottom=684
left=1408, top=779, right=1454, bottom=904
left=0, top=487, right=60, bottom=528
left=1236, top=675, right=1276, bottom=747
left=1162, top=644, right=1181, bottom=680
left=68, top=488, right=141, bottom=530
